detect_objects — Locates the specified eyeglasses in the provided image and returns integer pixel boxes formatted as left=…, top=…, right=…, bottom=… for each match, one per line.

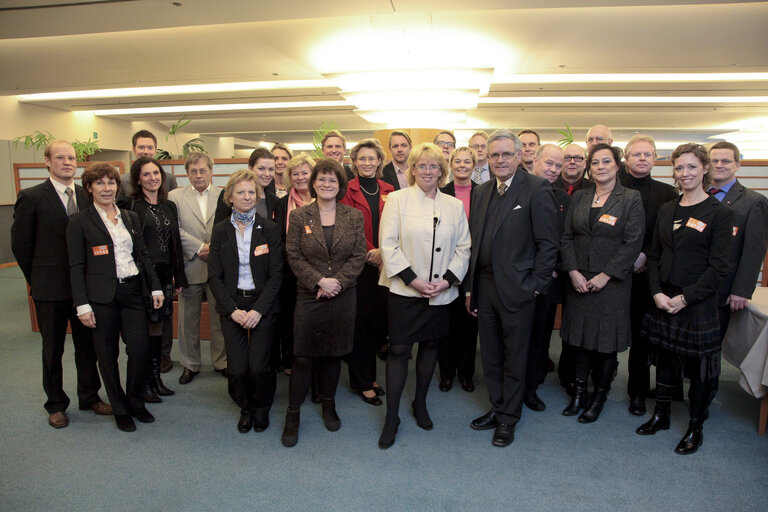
left=563, top=155, right=585, bottom=162
left=488, top=152, right=516, bottom=161
left=415, top=164, right=440, bottom=171
left=587, top=136, right=608, bottom=144
left=435, top=141, right=455, bottom=149
left=470, top=144, right=486, bottom=150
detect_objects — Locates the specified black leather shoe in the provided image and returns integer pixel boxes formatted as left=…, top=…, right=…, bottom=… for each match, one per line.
left=358, top=390, right=383, bottom=406
left=215, top=367, right=229, bottom=378
left=237, top=413, right=253, bottom=433
left=628, top=396, right=647, bottom=416
left=524, top=390, right=546, bottom=411
left=178, top=368, right=199, bottom=385
left=578, top=388, right=608, bottom=423
left=131, top=407, right=155, bottom=423
left=470, top=411, right=497, bottom=430
left=459, top=378, right=475, bottom=392
left=378, top=418, right=400, bottom=450
left=438, top=379, right=453, bottom=392
left=253, top=409, right=269, bottom=432
left=144, top=383, right=162, bottom=404
left=675, top=424, right=703, bottom=455
left=492, top=423, right=515, bottom=447
left=115, top=414, right=136, bottom=432
left=159, top=356, right=173, bottom=373
left=372, top=385, right=386, bottom=397
left=281, top=409, right=300, bottom=447
left=636, top=413, right=670, bottom=435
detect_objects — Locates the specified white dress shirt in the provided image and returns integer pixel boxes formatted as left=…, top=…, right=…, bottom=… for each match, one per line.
left=49, top=178, right=77, bottom=212
left=231, top=215, right=256, bottom=291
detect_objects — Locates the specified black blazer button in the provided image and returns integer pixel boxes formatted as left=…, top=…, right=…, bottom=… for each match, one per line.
left=435, top=247, right=441, bottom=252
left=434, top=274, right=439, bottom=279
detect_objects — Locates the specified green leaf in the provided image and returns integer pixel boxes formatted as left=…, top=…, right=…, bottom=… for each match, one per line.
left=311, top=120, right=338, bottom=160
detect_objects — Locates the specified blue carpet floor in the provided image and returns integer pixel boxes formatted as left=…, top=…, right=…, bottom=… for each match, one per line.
left=0, top=265, right=766, bottom=511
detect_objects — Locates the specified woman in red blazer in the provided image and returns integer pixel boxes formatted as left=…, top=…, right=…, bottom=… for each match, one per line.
left=340, top=139, right=395, bottom=406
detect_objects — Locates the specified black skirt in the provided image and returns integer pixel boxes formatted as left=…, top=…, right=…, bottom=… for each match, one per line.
left=293, top=286, right=356, bottom=358
left=387, top=292, right=449, bottom=346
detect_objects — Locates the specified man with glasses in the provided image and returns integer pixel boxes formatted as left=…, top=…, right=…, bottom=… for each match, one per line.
left=469, top=131, right=492, bottom=184
left=586, top=124, right=613, bottom=151
left=556, top=143, right=593, bottom=195
left=382, top=130, right=412, bottom=191
left=465, top=129, right=559, bottom=446
left=433, top=131, right=456, bottom=161
left=518, top=130, right=541, bottom=173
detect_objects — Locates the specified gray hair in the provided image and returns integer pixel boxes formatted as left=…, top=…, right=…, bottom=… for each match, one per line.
left=487, top=129, right=521, bottom=152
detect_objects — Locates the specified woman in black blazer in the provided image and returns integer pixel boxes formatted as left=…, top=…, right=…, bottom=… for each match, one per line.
left=636, top=143, right=733, bottom=455
left=67, top=163, right=163, bottom=433
left=119, top=157, right=188, bottom=403
left=208, top=170, right=283, bottom=434
left=213, top=148, right=279, bottom=225
left=560, top=143, right=644, bottom=423
left=438, top=146, right=478, bottom=393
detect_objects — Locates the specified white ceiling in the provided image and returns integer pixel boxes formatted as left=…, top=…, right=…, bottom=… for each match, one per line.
left=1, top=0, right=767, bottom=149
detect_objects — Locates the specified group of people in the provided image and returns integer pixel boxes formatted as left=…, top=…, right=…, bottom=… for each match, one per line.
left=12, top=125, right=768, bottom=456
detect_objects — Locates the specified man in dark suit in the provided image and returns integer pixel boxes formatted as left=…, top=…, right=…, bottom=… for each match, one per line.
left=708, top=141, right=768, bottom=338
left=556, top=143, right=593, bottom=195
left=11, top=140, right=110, bottom=428
left=524, top=144, right=569, bottom=412
left=381, top=130, right=411, bottom=191
left=465, top=130, right=559, bottom=446
left=621, top=135, right=678, bottom=415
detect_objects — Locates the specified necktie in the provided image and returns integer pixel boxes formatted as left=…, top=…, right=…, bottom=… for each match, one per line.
left=471, top=167, right=482, bottom=184
left=64, top=187, right=77, bottom=217
left=498, top=182, right=508, bottom=197
left=567, top=184, right=575, bottom=195
left=708, top=188, right=723, bottom=196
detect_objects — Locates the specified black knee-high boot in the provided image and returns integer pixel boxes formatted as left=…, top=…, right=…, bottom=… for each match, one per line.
left=579, top=356, right=617, bottom=423
left=149, top=335, right=174, bottom=396
left=144, top=335, right=162, bottom=403
left=636, top=383, right=673, bottom=435
left=676, top=378, right=715, bottom=454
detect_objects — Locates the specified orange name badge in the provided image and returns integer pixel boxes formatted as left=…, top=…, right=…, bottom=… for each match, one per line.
left=686, top=217, right=707, bottom=232
left=254, top=244, right=269, bottom=256
left=598, top=214, right=617, bottom=226
left=92, top=245, right=109, bottom=256
left=304, top=225, right=312, bottom=234
left=733, top=226, right=739, bottom=236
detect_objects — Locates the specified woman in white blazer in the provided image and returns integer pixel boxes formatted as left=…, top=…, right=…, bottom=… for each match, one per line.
left=377, top=143, right=471, bottom=449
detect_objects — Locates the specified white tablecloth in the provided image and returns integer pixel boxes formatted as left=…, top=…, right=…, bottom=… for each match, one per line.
left=723, top=287, right=768, bottom=398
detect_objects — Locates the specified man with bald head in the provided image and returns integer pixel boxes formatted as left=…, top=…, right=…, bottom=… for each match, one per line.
left=586, top=124, right=613, bottom=152
left=620, top=135, right=677, bottom=415
left=556, top=143, right=593, bottom=195
left=523, top=144, right=570, bottom=411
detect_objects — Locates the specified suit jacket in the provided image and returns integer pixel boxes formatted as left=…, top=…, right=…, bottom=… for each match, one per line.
left=466, top=171, right=560, bottom=312
left=67, top=205, right=161, bottom=307
left=12, top=179, right=91, bottom=301
left=381, top=162, right=402, bottom=191
left=718, top=180, right=768, bottom=301
left=286, top=202, right=367, bottom=293
left=378, top=185, right=471, bottom=305
left=560, top=182, right=645, bottom=281
left=440, top=180, right=475, bottom=206
left=213, top=187, right=279, bottom=226
left=647, top=196, right=733, bottom=306
left=168, top=185, right=221, bottom=284
left=207, top=214, right=283, bottom=317
left=340, top=177, right=395, bottom=251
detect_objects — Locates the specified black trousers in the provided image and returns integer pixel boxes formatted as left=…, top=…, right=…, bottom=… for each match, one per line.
left=220, top=294, right=277, bottom=415
left=627, top=273, right=652, bottom=399
left=276, top=269, right=297, bottom=370
left=525, top=295, right=557, bottom=391
left=476, top=272, right=535, bottom=425
left=90, top=278, right=150, bottom=416
left=346, top=264, right=387, bottom=391
left=438, top=295, right=478, bottom=383
left=34, top=299, right=101, bottom=413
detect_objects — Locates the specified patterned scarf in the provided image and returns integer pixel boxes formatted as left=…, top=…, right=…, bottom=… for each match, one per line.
left=285, top=187, right=313, bottom=233
left=232, top=207, right=255, bottom=226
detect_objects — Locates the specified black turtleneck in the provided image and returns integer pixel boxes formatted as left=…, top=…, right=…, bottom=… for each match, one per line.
left=621, top=171, right=651, bottom=211
left=359, top=176, right=381, bottom=248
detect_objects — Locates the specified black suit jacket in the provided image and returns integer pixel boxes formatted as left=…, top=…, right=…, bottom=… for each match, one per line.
left=719, top=180, right=768, bottom=301
left=207, top=214, right=283, bottom=317
left=381, top=162, right=402, bottom=191
left=647, top=196, right=733, bottom=306
left=67, top=205, right=161, bottom=307
left=466, top=171, right=560, bottom=312
left=12, top=179, right=90, bottom=301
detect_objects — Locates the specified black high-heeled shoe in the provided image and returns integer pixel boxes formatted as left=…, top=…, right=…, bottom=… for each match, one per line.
left=357, top=390, right=383, bottom=406
left=378, top=417, right=400, bottom=450
left=411, top=400, right=433, bottom=430
left=372, top=385, right=386, bottom=397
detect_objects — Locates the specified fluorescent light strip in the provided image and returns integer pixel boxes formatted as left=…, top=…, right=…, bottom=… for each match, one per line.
left=480, top=96, right=768, bottom=104
left=20, top=80, right=332, bottom=101
left=93, top=100, right=352, bottom=116
left=495, top=73, right=768, bottom=84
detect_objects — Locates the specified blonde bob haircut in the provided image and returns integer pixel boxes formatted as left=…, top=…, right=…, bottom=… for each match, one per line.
left=450, top=146, right=478, bottom=168
left=350, top=138, right=386, bottom=178
left=283, top=153, right=316, bottom=189
left=222, top=169, right=263, bottom=207
left=406, top=143, right=449, bottom=188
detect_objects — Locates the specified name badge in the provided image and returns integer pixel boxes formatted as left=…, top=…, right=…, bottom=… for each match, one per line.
left=598, top=214, right=617, bottom=226
left=254, top=244, right=269, bottom=256
left=304, top=225, right=312, bottom=234
left=686, top=218, right=707, bottom=232
left=92, top=245, right=109, bottom=256
left=381, top=193, right=389, bottom=202
left=733, top=226, right=739, bottom=236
